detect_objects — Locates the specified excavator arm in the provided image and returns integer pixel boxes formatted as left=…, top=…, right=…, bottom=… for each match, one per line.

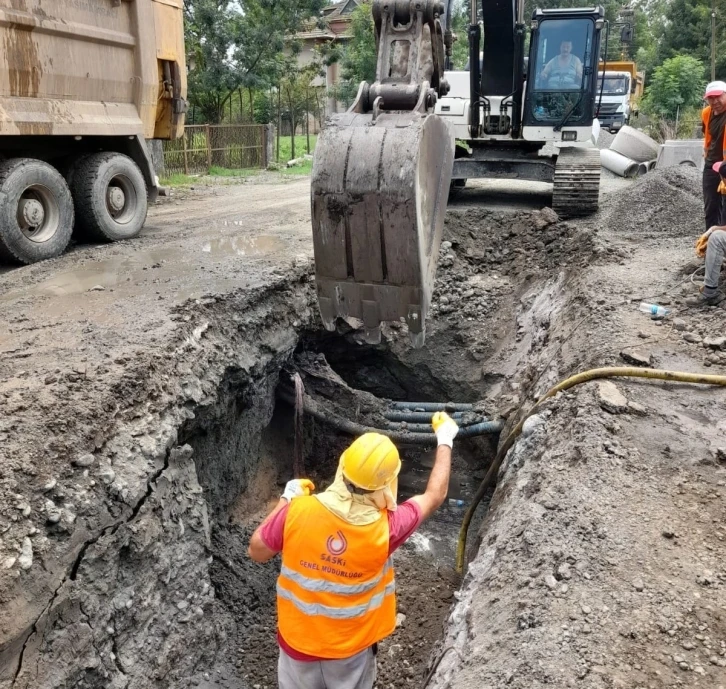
left=311, top=0, right=455, bottom=348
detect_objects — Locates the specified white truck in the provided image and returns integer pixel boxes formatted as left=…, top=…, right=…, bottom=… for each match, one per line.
left=595, top=61, right=644, bottom=132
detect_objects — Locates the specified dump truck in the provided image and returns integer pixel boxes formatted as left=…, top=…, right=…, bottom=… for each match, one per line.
left=311, top=0, right=606, bottom=347
left=596, top=61, right=644, bottom=132
left=0, top=0, right=186, bottom=264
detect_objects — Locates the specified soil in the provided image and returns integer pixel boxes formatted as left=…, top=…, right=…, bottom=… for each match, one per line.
left=1, top=165, right=725, bottom=689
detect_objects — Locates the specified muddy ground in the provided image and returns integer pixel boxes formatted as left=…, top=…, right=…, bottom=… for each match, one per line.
left=1, top=164, right=725, bottom=689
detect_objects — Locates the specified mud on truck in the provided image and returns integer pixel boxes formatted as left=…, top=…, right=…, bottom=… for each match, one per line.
left=0, top=0, right=186, bottom=264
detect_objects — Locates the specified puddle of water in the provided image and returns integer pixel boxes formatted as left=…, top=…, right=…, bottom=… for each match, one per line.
left=201, top=234, right=283, bottom=257
left=0, top=233, right=284, bottom=301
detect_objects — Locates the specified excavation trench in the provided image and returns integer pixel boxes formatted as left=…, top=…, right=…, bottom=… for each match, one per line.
left=177, top=332, right=499, bottom=689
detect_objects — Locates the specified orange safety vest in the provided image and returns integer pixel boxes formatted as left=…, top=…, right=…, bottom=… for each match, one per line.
left=702, top=105, right=726, bottom=160
left=276, top=496, right=396, bottom=659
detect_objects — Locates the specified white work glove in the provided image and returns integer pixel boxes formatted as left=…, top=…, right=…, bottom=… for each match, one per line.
left=281, top=479, right=315, bottom=502
left=432, top=412, right=459, bottom=448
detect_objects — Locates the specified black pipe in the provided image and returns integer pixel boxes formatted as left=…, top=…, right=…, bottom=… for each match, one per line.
left=384, top=411, right=468, bottom=423
left=389, top=401, right=475, bottom=412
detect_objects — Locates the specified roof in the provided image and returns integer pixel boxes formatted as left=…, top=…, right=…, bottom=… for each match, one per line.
left=294, top=0, right=360, bottom=42
left=321, top=0, right=361, bottom=20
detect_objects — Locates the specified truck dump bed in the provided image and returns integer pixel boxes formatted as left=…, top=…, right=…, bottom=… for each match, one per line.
left=0, top=0, right=186, bottom=140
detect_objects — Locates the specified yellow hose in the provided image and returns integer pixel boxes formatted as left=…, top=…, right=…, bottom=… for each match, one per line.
left=456, top=367, right=726, bottom=572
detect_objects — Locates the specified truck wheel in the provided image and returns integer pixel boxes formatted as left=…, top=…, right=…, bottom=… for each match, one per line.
left=71, top=152, right=148, bottom=242
left=0, top=158, right=74, bottom=264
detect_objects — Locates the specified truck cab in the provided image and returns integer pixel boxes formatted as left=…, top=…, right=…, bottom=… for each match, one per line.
left=596, top=71, right=631, bottom=131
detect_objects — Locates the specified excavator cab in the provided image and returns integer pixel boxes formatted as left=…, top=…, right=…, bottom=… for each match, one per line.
left=524, top=9, right=604, bottom=133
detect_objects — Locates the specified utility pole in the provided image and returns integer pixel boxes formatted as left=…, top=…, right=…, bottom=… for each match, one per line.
left=712, top=0, right=717, bottom=81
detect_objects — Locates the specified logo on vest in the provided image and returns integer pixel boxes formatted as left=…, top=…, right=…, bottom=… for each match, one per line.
left=326, top=530, right=348, bottom=556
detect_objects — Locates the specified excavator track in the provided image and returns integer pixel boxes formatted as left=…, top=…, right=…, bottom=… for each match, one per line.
left=552, top=146, right=601, bottom=218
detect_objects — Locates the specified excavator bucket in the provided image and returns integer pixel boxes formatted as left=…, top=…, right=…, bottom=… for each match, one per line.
left=310, top=0, right=454, bottom=347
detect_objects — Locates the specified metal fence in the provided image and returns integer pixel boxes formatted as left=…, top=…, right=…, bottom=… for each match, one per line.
left=162, top=124, right=269, bottom=176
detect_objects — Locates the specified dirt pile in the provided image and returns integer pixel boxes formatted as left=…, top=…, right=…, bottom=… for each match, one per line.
left=431, top=208, right=594, bottom=324
left=601, top=166, right=703, bottom=238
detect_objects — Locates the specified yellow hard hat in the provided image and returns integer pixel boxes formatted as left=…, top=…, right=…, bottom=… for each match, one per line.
left=341, top=433, right=401, bottom=491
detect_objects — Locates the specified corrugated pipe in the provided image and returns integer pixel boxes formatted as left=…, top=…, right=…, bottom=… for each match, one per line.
left=389, top=401, right=475, bottom=412
left=384, top=411, right=467, bottom=423
left=456, top=367, right=726, bottom=573
left=277, top=390, right=503, bottom=444
left=385, top=420, right=504, bottom=436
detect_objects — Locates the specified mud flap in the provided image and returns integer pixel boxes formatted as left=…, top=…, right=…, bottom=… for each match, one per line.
left=311, top=111, right=454, bottom=347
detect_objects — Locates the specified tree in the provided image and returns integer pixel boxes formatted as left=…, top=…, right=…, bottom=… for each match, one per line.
left=329, top=3, right=377, bottom=107
left=184, top=0, right=326, bottom=123
left=641, top=54, right=706, bottom=119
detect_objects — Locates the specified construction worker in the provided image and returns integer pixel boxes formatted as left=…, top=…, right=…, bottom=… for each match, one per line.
left=691, top=188, right=726, bottom=305
left=701, top=81, right=726, bottom=230
left=247, top=412, right=460, bottom=689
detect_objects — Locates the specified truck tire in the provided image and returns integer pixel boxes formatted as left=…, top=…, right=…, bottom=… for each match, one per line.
left=0, top=158, right=74, bottom=264
left=71, top=152, right=148, bottom=242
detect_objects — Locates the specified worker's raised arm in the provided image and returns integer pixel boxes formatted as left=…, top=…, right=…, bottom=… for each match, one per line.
left=409, top=413, right=459, bottom=521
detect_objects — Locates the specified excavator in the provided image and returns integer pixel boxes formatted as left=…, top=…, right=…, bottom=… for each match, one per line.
left=311, top=0, right=605, bottom=347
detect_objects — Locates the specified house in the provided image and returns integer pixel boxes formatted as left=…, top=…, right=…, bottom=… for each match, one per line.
left=294, top=0, right=363, bottom=119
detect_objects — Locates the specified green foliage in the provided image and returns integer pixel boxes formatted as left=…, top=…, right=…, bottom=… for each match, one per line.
left=641, top=55, right=706, bottom=119
left=449, top=0, right=469, bottom=70
left=330, top=4, right=378, bottom=106
left=183, top=0, right=325, bottom=123
left=278, top=135, right=318, bottom=161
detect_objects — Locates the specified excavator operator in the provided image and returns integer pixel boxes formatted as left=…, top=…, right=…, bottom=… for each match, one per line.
left=248, top=412, right=460, bottom=689
left=541, top=40, right=583, bottom=89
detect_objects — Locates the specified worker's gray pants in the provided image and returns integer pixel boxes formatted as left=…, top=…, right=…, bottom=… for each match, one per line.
left=705, top=229, right=726, bottom=291
left=278, top=646, right=376, bottom=689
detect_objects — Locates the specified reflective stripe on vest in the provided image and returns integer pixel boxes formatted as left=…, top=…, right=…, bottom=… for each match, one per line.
left=277, top=579, right=396, bottom=619
left=279, top=558, right=392, bottom=595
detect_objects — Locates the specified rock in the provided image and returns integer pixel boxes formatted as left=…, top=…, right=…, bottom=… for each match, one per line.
left=522, top=414, right=546, bottom=437
left=627, top=401, right=647, bottom=416
left=581, top=604, right=592, bottom=615
left=42, top=478, right=57, bottom=492
left=557, top=562, right=572, bottom=580
left=18, top=537, right=33, bottom=570
left=683, top=332, right=702, bottom=344
left=619, top=349, right=652, bottom=367
left=598, top=381, right=628, bottom=414
left=395, top=613, right=407, bottom=628
left=633, top=578, right=644, bottom=592
left=662, top=529, right=676, bottom=539
left=98, top=466, right=116, bottom=485
left=544, top=574, right=558, bottom=590
left=716, top=448, right=726, bottom=463
left=637, top=331, right=649, bottom=339
left=44, top=375, right=57, bottom=385
left=89, top=285, right=105, bottom=292
left=672, top=318, right=687, bottom=331
left=682, top=641, right=696, bottom=650
left=72, top=453, right=95, bottom=468
left=3, top=557, right=17, bottom=569
left=704, top=335, right=726, bottom=349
